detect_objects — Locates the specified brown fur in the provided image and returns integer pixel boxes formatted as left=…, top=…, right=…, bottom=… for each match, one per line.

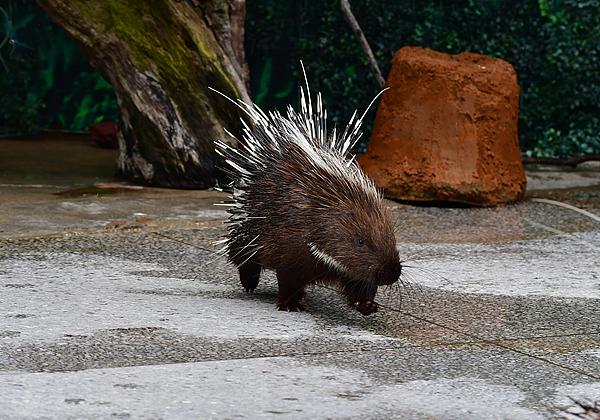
left=227, top=142, right=401, bottom=315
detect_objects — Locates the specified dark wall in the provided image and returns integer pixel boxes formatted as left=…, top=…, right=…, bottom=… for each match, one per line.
left=246, top=0, right=600, bottom=158
left=1, top=0, right=598, bottom=158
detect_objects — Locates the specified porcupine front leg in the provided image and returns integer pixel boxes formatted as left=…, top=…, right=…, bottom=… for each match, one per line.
left=342, top=281, right=378, bottom=315
left=276, top=267, right=306, bottom=312
left=239, top=260, right=261, bottom=292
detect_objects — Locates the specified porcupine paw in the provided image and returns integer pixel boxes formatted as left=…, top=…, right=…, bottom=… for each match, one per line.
left=354, top=300, right=378, bottom=316
left=240, top=276, right=259, bottom=293
left=277, top=299, right=305, bottom=312
left=239, top=262, right=261, bottom=293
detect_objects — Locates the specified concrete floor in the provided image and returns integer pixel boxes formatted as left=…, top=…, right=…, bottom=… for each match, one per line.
left=1, top=136, right=599, bottom=419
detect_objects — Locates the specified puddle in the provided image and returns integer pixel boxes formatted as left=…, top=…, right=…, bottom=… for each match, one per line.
left=54, top=185, right=142, bottom=198
left=0, top=134, right=117, bottom=187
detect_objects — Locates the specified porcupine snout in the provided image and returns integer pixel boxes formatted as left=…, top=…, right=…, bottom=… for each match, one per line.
left=376, top=260, right=402, bottom=286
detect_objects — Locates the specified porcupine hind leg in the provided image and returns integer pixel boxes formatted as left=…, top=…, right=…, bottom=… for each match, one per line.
left=239, top=259, right=261, bottom=292
left=229, top=232, right=262, bottom=292
left=276, top=267, right=306, bottom=312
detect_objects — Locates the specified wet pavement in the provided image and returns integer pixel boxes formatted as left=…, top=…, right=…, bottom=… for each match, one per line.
left=1, top=135, right=600, bottom=419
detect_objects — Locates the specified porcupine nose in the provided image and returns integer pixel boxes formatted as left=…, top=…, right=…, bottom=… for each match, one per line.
left=377, top=261, right=402, bottom=286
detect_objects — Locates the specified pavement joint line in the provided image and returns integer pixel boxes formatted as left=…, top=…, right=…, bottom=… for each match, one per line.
left=0, top=345, right=421, bottom=376
left=531, top=197, right=600, bottom=223
left=434, top=330, right=600, bottom=345
left=385, top=307, right=600, bottom=381
left=485, top=330, right=600, bottom=341
left=526, top=218, right=600, bottom=251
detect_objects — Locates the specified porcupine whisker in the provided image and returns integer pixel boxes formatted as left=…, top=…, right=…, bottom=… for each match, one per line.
left=379, top=275, right=429, bottom=313
left=397, top=268, right=421, bottom=293
left=402, top=265, right=452, bottom=287
left=398, top=274, right=415, bottom=294
left=400, top=271, right=428, bottom=299
left=356, top=281, right=369, bottom=301
left=377, top=285, right=402, bottom=312
left=381, top=284, right=402, bottom=309
left=393, top=283, right=405, bottom=308
left=403, top=264, right=448, bottom=278
left=380, top=272, right=417, bottom=299
left=398, top=248, right=442, bottom=264
left=401, top=252, right=465, bottom=264
left=401, top=267, right=437, bottom=286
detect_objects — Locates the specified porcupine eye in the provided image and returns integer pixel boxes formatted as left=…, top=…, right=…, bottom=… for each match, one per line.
left=356, top=238, right=365, bottom=247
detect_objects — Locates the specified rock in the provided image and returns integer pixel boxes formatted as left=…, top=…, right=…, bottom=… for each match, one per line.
left=359, top=47, right=526, bottom=206
left=134, top=214, right=153, bottom=223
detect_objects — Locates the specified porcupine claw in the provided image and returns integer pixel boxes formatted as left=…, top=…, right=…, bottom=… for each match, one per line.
left=277, top=302, right=306, bottom=312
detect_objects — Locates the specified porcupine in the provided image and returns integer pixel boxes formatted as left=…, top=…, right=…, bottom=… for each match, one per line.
left=212, top=69, right=402, bottom=315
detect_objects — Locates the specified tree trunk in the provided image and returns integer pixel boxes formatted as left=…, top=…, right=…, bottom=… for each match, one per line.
left=38, top=0, right=250, bottom=188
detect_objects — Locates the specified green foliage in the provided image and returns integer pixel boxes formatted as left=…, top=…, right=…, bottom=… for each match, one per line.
left=0, top=0, right=118, bottom=135
left=246, top=0, right=600, bottom=157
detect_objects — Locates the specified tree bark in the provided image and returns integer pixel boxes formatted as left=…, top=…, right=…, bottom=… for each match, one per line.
left=38, top=0, right=250, bottom=188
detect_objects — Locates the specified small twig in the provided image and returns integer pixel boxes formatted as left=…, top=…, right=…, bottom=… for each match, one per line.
left=0, top=7, right=10, bottom=49
left=340, top=0, right=385, bottom=89
left=522, top=154, right=600, bottom=168
left=0, top=6, right=12, bottom=72
left=229, top=0, right=249, bottom=89
left=563, top=397, right=600, bottom=420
